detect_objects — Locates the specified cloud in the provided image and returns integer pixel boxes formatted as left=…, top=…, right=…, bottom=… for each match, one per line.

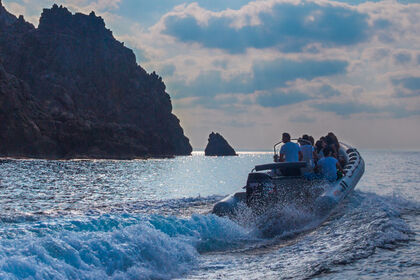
left=394, top=52, right=412, bottom=65
left=223, top=119, right=257, bottom=128
left=312, top=101, right=380, bottom=116
left=371, top=48, right=391, bottom=61
left=256, top=91, right=311, bottom=107
left=391, top=76, right=420, bottom=97
left=168, top=58, right=348, bottom=98
left=162, top=1, right=371, bottom=53
left=317, top=84, right=341, bottom=97
left=312, top=101, right=420, bottom=118
left=115, top=0, right=253, bottom=28
left=212, top=59, right=228, bottom=69
left=63, top=0, right=122, bottom=12
left=174, top=95, right=246, bottom=112
left=169, top=70, right=249, bottom=98
left=159, top=63, right=176, bottom=77
left=289, top=114, right=316, bottom=123
left=251, top=59, right=348, bottom=89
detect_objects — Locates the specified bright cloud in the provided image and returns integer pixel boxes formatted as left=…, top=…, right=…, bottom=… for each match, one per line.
left=161, top=1, right=372, bottom=53
left=168, top=58, right=348, bottom=98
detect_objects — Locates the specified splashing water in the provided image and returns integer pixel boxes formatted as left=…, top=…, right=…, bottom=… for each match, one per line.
left=0, top=151, right=418, bottom=279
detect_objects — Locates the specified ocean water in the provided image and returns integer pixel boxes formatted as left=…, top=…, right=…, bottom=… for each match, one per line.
left=0, top=151, right=418, bottom=279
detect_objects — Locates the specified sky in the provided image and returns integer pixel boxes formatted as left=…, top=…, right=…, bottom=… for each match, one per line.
left=3, top=0, right=420, bottom=150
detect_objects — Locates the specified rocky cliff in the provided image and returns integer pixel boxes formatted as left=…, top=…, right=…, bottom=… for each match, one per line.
left=205, top=132, right=237, bottom=156
left=0, top=3, right=192, bottom=159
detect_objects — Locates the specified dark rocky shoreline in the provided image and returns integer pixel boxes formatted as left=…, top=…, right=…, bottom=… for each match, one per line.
left=0, top=2, right=192, bottom=159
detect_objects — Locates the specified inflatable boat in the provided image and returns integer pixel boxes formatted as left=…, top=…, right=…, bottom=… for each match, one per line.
left=212, top=141, right=364, bottom=218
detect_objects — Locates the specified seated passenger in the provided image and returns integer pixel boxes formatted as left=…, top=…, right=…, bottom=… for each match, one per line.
left=315, top=147, right=346, bottom=182
left=299, top=135, right=317, bottom=168
left=315, top=140, right=323, bottom=160
left=279, top=132, right=303, bottom=162
left=327, top=132, right=340, bottom=149
left=308, top=135, right=315, bottom=146
left=315, top=137, right=327, bottom=160
left=325, top=133, right=339, bottom=158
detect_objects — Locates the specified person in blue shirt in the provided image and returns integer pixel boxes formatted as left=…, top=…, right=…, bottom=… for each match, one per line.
left=279, top=133, right=303, bottom=162
left=299, top=134, right=317, bottom=168
left=315, top=147, right=346, bottom=182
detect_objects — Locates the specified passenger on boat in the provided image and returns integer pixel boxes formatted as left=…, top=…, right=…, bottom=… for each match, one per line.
left=308, top=135, right=315, bottom=146
left=315, top=140, right=325, bottom=160
left=315, top=147, right=346, bottom=182
left=299, top=135, right=317, bottom=168
left=325, top=132, right=347, bottom=167
left=279, top=133, right=303, bottom=162
left=325, top=132, right=339, bottom=158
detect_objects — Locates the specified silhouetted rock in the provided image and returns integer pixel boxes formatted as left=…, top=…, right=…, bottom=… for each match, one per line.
left=0, top=3, right=192, bottom=159
left=0, top=1, right=16, bottom=26
left=205, top=132, right=237, bottom=156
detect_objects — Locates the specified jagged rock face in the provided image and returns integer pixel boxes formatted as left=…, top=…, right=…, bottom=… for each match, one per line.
left=205, top=132, right=237, bottom=156
left=0, top=4, right=192, bottom=158
left=0, top=1, right=16, bottom=26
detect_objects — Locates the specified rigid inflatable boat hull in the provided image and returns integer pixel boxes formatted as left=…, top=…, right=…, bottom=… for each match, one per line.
left=212, top=147, right=364, bottom=218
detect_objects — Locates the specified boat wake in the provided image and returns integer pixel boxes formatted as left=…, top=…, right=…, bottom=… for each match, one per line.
left=0, top=191, right=417, bottom=279
left=0, top=210, right=257, bottom=279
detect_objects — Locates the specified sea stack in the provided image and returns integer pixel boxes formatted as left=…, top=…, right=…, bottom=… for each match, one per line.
left=205, top=132, right=237, bottom=156
left=0, top=3, right=192, bottom=159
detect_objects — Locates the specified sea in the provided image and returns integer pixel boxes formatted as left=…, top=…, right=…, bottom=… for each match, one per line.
left=0, top=150, right=418, bottom=279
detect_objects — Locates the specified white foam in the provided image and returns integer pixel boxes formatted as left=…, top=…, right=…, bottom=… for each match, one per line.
left=0, top=213, right=254, bottom=279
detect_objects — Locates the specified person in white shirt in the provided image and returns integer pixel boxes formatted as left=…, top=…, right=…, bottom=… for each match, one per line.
left=315, top=147, right=346, bottom=182
left=279, top=133, right=302, bottom=162
left=299, top=135, right=317, bottom=168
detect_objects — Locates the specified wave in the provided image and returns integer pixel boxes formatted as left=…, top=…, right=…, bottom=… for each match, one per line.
left=302, top=190, right=418, bottom=278
left=0, top=191, right=417, bottom=279
left=0, top=213, right=256, bottom=280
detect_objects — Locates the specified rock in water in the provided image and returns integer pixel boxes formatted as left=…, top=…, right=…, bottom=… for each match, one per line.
left=0, top=3, right=192, bottom=159
left=205, top=132, right=237, bottom=156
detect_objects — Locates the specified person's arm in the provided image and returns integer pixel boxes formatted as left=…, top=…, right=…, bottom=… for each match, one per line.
left=336, top=162, right=346, bottom=175
left=279, top=146, right=285, bottom=162
left=298, top=151, right=303, bottom=161
left=279, top=153, right=285, bottom=162
left=314, top=161, right=321, bottom=173
left=332, top=144, right=339, bottom=158
left=312, top=147, right=318, bottom=161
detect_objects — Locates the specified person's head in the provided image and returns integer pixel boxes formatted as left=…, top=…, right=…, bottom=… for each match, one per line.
left=308, top=136, right=315, bottom=146
left=327, top=132, right=338, bottom=143
left=325, top=134, right=334, bottom=145
left=300, top=134, right=310, bottom=145
left=315, top=140, right=323, bottom=152
left=323, top=146, right=333, bottom=157
left=327, top=132, right=340, bottom=149
left=282, top=132, right=291, bottom=142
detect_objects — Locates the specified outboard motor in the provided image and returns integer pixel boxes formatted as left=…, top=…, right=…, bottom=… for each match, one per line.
left=245, top=172, right=275, bottom=208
